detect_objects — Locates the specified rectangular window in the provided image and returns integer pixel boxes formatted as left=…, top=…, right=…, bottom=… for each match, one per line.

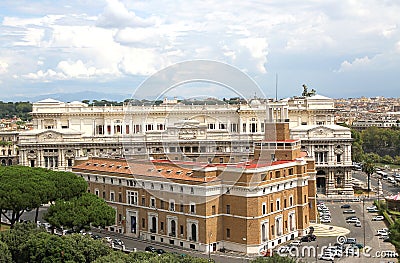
left=304, top=195, right=307, bottom=203
left=125, top=125, right=130, bottom=134
left=212, top=205, right=216, bottom=215
left=127, top=191, right=138, bottom=205
left=142, top=218, right=145, bottom=228
left=262, top=203, right=266, bottom=215
left=170, top=201, right=175, bottom=211
left=180, top=203, right=184, bottom=213
left=190, top=204, right=195, bottom=214
left=219, top=123, right=226, bottom=129
left=141, top=197, right=146, bottom=206
left=226, top=205, right=230, bottom=214
left=151, top=198, right=156, bottom=208
left=110, top=191, right=115, bottom=201
left=230, top=123, right=238, bottom=132
left=180, top=225, right=184, bottom=235
left=226, top=228, right=231, bottom=238
left=146, top=124, right=153, bottom=131
left=242, top=123, right=246, bottom=132
left=161, top=222, right=164, bottom=231
left=207, top=123, right=215, bottom=129
left=270, top=202, right=273, bottom=212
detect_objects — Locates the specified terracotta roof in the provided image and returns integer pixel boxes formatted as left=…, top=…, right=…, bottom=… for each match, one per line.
left=73, top=158, right=217, bottom=182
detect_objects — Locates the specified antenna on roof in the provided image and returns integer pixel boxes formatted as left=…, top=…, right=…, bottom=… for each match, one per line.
left=275, top=74, right=278, bottom=101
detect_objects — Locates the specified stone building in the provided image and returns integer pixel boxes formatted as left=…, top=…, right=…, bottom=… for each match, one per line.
left=0, top=132, right=19, bottom=166
left=73, top=122, right=317, bottom=255
left=18, top=93, right=352, bottom=196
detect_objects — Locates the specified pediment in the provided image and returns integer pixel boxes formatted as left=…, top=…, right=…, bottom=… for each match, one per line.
left=37, top=131, right=63, bottom=142
left=308, top=126, right=334, bottom=137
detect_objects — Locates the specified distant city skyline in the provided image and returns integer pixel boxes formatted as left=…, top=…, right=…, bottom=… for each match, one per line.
left=1, top=1, right=400, bottom=101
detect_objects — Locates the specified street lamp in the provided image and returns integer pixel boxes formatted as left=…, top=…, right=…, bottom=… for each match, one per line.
left=363, top=197, right=366, bottom=248
left=208, top=232, right=212, bottom=262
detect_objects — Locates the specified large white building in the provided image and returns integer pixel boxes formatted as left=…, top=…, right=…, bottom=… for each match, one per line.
left=18, top=93, right=352, bottom=196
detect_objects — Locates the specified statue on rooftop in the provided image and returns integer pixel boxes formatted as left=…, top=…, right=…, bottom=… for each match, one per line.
left=302, top=84, right=316, bottom=97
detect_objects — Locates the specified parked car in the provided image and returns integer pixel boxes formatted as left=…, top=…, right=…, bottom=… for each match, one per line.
left=341, top=204, right=351, bottom=209
left=145, top=246, right=158, bottom=253
left=366, top=205, right=377, bottom=210
left=156, top=248, right=166, bottom=254
left=289, top=240, right=301, bottom=247
left=343, top=209, right=356, bottom=214
left=319, top=254, right=334, bottom=261
left=355, top=222, right=361, bottom=227
left=377, top=229, right=389, bottom=235
left=113, top=239, right=124, bottom=246
left=346, top=215, right=358, bottom=220
left=372, top=216, right=384, bottom=221
left=346, top=218, right=359, bottom=223
left=368, top=208, right=379, bottom=213
left=321, top=218, right=332, bottom=223
left=352, top=198, right=361, bottom=202
left=344, top=238, right=356, bottom=244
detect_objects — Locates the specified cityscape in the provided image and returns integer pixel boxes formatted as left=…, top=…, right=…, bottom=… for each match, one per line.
left=1, top=1, right=400, bottom=263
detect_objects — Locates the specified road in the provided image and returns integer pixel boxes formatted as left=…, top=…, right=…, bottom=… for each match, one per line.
left=15, top=207, right=253, bottom=263
left=352, top=170, right=400, bottom=197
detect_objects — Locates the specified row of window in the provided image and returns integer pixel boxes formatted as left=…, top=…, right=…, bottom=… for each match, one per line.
left=87, top=175, right=196, bottom=195
left=96, top=189, right=197, bottom=214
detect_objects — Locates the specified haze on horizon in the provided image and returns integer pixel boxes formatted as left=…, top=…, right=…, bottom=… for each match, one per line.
left=1, top=0, right=400, bottom=101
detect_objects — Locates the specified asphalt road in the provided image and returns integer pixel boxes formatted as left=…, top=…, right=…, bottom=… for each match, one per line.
left=352, top=170, right=400, bottom=197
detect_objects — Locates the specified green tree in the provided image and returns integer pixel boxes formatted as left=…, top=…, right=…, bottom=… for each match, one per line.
left=0, top=222, right=44, bottom=263
left=0, top=166, right=54, bottom=227
left=362, top=159, right=376, bottom=198
left=0, top=240, right=13, bottom=262
left=44, top=192, right=116, bottom=232
left=381, top=154, right=394, bottom=164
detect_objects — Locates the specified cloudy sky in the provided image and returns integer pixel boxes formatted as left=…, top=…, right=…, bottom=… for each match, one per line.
left=0, top=0, right=400, bottom=101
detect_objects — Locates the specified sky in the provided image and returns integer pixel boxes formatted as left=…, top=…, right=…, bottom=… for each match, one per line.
left=1, top=0, right=400, bottom=101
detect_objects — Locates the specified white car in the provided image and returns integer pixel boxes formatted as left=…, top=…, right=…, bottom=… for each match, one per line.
left=320, top=218, right=332, bottom=223
left=366, top=205, right=377, bottom=210
left=319, top=254, right=335, bottom=261
left=354, top=222, right=361, bottom=227
left=372, top=216, right=384, bottom=221
left=289, top=240, right=302, bottom=247
left=377, top=229, right=389, bottom=235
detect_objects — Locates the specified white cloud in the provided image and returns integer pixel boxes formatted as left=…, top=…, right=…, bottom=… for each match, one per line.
left=96, top=0, right=158, bottom=28
left=118, top=48, right=168, bottom=76
left=238, top=38, right=268, bottom=73
left=337, top=56, right=371, bottom=72
left=0, top=61, right=9, bottom=74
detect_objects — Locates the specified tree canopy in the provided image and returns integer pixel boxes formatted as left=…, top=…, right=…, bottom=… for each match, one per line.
left=0, top=166, right=87, bottom=227
left=44, top=192, right=116, bottom=232
left=0, top=223, right=216, bottom=263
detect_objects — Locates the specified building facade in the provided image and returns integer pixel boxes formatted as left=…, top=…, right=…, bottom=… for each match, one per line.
left=18, top=93, right=351, bottom=196
left=0, top=132, right=19, bottom=166
left=73, top=123, right=317, bottom=255
left=290, top=125, right=353, bottom=196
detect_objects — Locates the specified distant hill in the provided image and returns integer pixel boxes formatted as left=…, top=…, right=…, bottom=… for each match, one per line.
left=2, top=91, right=130, bottom=103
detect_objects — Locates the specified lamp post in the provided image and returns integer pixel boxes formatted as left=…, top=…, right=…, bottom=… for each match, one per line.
left=363, top=197, right=366, bottom=248
left=316, top=244, right=318, bottom=263
left=208, top=232, right=212, bottom=262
